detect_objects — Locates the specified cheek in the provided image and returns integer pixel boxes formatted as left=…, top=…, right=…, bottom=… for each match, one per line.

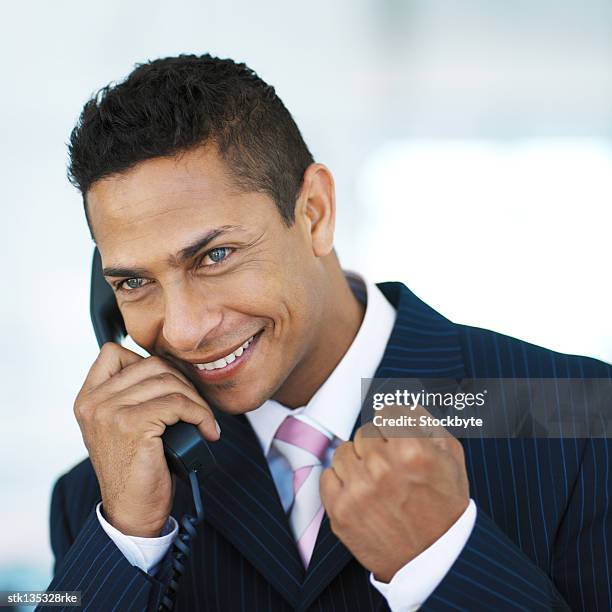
left=231, top=271, right=309, bottom=341
left=226, top=268, right=288, bottom=315
left=121, top=303, right=163, bottom=350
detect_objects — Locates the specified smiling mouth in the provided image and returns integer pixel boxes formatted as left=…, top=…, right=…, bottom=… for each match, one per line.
left=194, top=335, right=256, bottom=370
left=185, top=329, right=264, bottom=376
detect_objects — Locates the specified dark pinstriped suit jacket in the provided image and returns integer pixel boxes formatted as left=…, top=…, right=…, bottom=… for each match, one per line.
left=41, top=282, right=612, bottom=611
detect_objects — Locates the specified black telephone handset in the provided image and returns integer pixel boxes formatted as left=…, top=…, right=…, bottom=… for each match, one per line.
left=90, top=248, right=215, bottom=611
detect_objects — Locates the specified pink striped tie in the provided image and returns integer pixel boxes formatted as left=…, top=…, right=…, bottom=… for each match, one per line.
left=272, top=416, right=332, bottom=568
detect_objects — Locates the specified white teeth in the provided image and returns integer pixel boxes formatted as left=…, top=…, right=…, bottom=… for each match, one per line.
left=195, top=335, right=256, bottom=371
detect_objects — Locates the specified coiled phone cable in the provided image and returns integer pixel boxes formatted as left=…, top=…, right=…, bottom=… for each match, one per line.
left=157, top=471, right=204, bottom=611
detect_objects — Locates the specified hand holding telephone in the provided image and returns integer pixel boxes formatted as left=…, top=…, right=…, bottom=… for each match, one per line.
left=90, top=247, right=217, bottom=485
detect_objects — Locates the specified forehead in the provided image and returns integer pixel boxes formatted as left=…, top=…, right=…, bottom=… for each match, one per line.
left=87, top=147, right=272, bottom=262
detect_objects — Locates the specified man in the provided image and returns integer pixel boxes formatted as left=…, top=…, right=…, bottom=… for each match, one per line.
left=42, top=54, right=611, bottom=611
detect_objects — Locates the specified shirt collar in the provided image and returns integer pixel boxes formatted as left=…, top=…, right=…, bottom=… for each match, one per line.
left=246, top=272, right=397, bottom=455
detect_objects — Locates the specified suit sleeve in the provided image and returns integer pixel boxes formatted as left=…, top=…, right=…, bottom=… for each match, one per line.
left=550, top=438, right=611, bottom=611
left=423, top=508, right=570, bottom=611
left=424, top=438, right=611, bottom=611
left=38, top=474, right=173, bottom=612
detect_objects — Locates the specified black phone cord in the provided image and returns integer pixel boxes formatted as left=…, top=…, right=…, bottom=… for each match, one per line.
left=157, top=471, right=204, bottom=611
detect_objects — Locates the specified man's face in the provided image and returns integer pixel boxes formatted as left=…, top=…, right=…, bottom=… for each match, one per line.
left=87, top=145, right=329, bottom=413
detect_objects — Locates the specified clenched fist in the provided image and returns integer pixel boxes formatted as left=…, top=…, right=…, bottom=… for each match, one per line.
left=320, top=407, right=469, bottom=583
left=73, top=342, right=220, bottom=537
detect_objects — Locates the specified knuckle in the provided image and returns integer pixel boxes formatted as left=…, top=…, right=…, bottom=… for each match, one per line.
left=443, top=437, right=465, bottom=465
left=147, top=355, right=166, bottom=370
left=155, top=372, right=177, bottom=385
left=90, top=403, right=110, bottom=428
left=333, top=441, right=346, bottom=455
left=446, top=436, right=464, bottom=456
left=416, top=454, right=434, bottom=474
left=333, top=441, right=351, bottom=462
left=74, top=395, right=95, bottom=422
left=166, top=391, right=189, bottom=407
left=358, top=422, right=378, bottom=439
left=73, top=398, right=85, bottom=420
left=398, top=439, right=422, bottom=464
left=347, top=478, right=370, bottom=502
left=201, top=407, right=214, bottom=422
left=100, top=341, right=118, bottom=356
left=402, top=445, right=439, bottom=479
left=364, top=452, right=391, bottom=480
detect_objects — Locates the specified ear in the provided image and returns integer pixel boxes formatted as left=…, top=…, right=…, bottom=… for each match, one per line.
left=296, top=163, right=336, bottom=257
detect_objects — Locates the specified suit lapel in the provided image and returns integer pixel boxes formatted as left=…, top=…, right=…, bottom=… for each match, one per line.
left=201, top=409, right=305, bottom=607
left=298, top=281, right=467, bottom=609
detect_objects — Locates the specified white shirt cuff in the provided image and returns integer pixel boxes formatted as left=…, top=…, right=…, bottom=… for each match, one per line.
left=96, top=502, right=178, bottom=574
left=369, top=499, right=477, bottom=612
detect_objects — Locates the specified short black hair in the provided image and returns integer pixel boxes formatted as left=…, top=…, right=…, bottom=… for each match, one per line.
left=68, top=54, right=314, bottom=231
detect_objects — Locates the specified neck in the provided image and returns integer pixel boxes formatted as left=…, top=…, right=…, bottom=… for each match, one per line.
left=271, top=262, right=366, bottom=408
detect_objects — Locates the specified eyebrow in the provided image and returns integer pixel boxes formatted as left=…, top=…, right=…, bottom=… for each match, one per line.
left=102, top=224, right=245, bottom=278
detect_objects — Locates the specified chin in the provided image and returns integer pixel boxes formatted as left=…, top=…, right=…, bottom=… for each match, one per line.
left=216, top=402, right=262, bottom=416
left=203, top=382, right=273, bottom=416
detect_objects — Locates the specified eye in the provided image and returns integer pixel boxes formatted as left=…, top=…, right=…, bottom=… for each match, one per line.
left=201, top=247, right=233, bottom=267
left=117, top=277, right=151, bottom=292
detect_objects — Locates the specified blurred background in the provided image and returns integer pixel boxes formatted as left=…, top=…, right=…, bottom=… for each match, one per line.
left=1, top=0, right=611, bottom=599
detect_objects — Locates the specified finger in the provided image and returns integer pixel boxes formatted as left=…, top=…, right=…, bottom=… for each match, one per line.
left=83, top=342, right=143, bottom=393
left=430, top=434, right=466, bottom=466
left=410, top=404, right=453, bottom=447
left=131, top=393, right=220, bottom=441
left=353, top=422, right=385, bottom=458
left=109, top=372, right=209, bottom=409
left=320, top=466, right=343, bottom=508
left=330, top=442, right=360, bottom=483
left=94, top=354, right=194, bottom=399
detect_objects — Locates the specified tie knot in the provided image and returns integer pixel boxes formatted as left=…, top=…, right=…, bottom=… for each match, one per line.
left=272, top=416, right=331, bottom=470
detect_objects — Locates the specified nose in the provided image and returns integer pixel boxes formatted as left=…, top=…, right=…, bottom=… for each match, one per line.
left=161, top=282, right=223, bottom=353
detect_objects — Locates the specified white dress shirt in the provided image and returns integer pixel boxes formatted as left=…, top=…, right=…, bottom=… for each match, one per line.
left=97, top=273, right=476, bottom=611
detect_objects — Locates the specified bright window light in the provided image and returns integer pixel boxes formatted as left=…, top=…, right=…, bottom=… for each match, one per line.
left=357, top=140, right=612, bottom=364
